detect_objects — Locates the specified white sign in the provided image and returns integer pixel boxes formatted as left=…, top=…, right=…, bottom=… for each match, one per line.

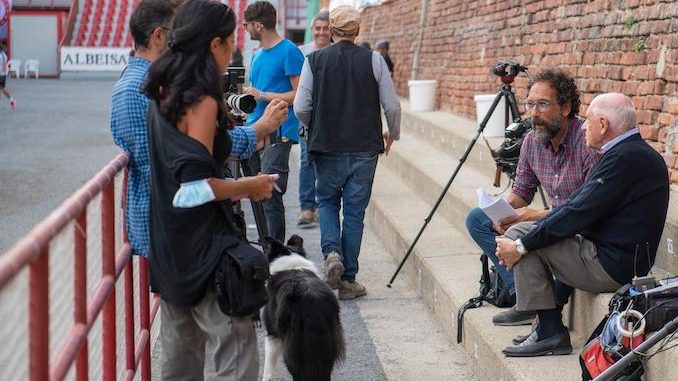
left=60, top=46, right=130, bottom=72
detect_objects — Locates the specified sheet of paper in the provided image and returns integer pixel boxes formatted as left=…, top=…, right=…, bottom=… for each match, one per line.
left=476, top=188, right=518, bottom=223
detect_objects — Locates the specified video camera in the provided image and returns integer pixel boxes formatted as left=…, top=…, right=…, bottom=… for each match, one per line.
left=493, top=60, right=528, bottom=85
left=224, top=66, right=256, bottom=115
left=491, top=118, right=532, bottom=185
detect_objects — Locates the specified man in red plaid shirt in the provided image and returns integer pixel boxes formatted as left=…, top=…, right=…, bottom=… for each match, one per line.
left=465, top=68, right=600, bottom=327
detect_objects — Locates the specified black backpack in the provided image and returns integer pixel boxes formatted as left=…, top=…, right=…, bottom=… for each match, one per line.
left=456, top=255, right=515, bottom=343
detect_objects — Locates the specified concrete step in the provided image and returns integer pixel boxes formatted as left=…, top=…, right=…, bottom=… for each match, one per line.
left=367, top=163, right=675, bottom=381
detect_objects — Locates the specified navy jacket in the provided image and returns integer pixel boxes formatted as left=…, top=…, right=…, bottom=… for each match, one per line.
left=521, top=134, right=669, bottom=285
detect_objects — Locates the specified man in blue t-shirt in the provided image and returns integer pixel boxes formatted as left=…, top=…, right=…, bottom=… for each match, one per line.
left=243, top=1, right=304, bottom=242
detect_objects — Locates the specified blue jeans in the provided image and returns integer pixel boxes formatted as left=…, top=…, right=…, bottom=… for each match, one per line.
left=298, top=139, right=317, bottom=211
left=315, top=152, right=378, bottom=282
left=465, top=207, right=516, bottom=293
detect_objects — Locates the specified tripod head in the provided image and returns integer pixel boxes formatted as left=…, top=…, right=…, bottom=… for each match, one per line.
left=493, top=60, right=529, bottom=85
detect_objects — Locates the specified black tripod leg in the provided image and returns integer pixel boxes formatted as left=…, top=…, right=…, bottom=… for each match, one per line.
left=387, top=92, right=507, bottom=287
left=537, top=185, right=550, bottom=210
left=241, top=159, right=270, bottom=240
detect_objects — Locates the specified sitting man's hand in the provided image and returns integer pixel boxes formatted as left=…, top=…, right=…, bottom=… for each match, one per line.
left=496, top=206, right=547, bottom=233
left=495, top=236, right=523, bottom=270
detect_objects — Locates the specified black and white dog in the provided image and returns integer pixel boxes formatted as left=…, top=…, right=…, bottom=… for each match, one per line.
left=261, top=235, right=345, bottom=381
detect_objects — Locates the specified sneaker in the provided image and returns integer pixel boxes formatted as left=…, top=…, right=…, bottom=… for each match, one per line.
left=9, top=99, right=16, bottom=109
left=338, top=280, right=367, bottom=300
left=297, top=209, right=315, bottom=226
left=323, top=252, right=344, bottom=289
left=492, top=306, right=537, bottom=326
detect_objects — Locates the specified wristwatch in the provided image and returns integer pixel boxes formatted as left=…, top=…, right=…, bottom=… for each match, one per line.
left=259, top=91, right=266, bottom=101
left=515, top=239, right=527, bottom=255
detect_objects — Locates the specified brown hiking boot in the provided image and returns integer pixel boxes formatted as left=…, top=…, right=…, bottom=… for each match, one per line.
left=323, top=252, right=344, bottom=289
left=338, top=280, right=367, bottom=300
left=297, top=210, right=316, bottom=226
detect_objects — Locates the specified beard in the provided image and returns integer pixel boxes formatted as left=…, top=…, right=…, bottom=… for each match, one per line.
left=532, top=114, right=562, bottom=143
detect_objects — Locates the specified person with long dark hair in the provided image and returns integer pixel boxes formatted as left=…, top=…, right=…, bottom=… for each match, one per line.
left=144, top=1, right=287, bottom=379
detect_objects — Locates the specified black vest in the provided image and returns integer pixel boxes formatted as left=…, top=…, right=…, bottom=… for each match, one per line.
left=307, top=41, right=383, bottom=154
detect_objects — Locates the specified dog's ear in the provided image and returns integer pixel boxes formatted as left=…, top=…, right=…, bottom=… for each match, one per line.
left=261, top=236, right=285, bottom=261
left=285, top=234, right=306, bottom=257
left=286, top=234, right=304, bottom=248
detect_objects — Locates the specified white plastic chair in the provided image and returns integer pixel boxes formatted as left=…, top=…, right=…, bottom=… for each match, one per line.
left=6, top=59, right=21, bottom=78
left=25, top=59, right=40, bottom=79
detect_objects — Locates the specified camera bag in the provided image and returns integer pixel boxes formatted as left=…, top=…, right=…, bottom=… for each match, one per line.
left=456, top=255, right=515, bottom=343
left=213, top=236, right=270, bottom=318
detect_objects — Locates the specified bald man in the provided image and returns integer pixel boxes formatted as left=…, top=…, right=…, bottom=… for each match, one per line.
left=494, top=93, right=669, bottom=357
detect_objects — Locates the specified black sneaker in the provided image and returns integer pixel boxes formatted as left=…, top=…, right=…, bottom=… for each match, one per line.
left=492, top=306, right=537, bottom=326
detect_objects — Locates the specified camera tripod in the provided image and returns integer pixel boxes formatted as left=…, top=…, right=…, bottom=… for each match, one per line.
left=226, top=158, right=270, bottom=242
left=387, top=82, right=543, bottom=287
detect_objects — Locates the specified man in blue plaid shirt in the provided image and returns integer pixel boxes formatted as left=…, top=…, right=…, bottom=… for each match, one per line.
left=111, top=0, right=284, bottom=256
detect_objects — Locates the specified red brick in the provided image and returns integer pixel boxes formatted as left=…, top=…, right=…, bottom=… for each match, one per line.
left=668, top=101, right=678, bottom=115
left=671, top=169, right=678, bottom=184
left=664, top=154, right=677, bottom=168
left=640, top=125, right=660, bottom=141
left=658, top=113, right=674, bottom=126
left=645, top=95, right=664, bottom=111
left=673, top=140, right=678, bottom=154
left=659, top=127, right=669, bottom=143
left=648, top=141, right=666, bottom=153
left=621, top=52, right=646, bottom=65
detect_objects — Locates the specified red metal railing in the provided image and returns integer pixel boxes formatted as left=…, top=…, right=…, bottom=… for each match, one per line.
left=0, top=153, right=160, bottom=381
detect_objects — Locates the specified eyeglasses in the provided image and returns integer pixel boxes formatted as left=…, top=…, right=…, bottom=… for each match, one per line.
left=523, top=99, right=554, bottom=112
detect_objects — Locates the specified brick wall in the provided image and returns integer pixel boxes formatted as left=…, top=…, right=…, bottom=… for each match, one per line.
left=359, top=0, right=678, bottom=181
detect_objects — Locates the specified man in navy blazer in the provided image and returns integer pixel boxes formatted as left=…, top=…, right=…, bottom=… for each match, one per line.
left=495, top=93, right=670, bottom=357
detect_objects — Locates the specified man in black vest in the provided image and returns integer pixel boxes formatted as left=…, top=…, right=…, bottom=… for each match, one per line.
left=495, top=93, right=670, bottom=357
left=294, top=5, right=401, bottom=300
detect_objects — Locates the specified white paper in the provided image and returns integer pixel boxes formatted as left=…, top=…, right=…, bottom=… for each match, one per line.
left=476, top=188, right=518, bottom=223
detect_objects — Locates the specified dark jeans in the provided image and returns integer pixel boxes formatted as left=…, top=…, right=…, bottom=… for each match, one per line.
left=315, top=152, right=378, bottom=282
left=298, top=138, right=317, bottom=211
left=253, top=141, right=292, bottom=242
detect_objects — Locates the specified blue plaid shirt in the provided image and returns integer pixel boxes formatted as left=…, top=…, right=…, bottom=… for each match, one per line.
left=110, top=56, right=257, bottom=256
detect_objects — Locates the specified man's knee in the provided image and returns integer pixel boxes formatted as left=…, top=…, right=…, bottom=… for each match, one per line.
left=504, top=221, right=536, bottom=240
left=466, top=207, right=491, bottom=235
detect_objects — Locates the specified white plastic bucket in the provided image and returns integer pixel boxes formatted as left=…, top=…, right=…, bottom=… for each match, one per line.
left=408, top=80, right=438, bottom=112
left=473, top=93, right=507, bottom=138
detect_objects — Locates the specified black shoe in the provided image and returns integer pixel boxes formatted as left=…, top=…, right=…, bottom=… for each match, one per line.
left=492, top=307, right=537, bottom=326
left=502, top=331, right=572, bottom=357
left=512, top=316, right=539, bottom=345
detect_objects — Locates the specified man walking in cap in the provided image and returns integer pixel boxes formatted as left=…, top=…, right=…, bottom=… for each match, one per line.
left=294, top=5, right=401, bottom=300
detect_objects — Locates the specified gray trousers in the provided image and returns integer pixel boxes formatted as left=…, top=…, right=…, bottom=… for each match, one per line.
left=505, top=222, right=621, bottom=311
left=160, top=293, right=258, bottom=381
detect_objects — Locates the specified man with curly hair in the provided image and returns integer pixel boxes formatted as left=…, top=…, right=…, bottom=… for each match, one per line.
left=465, top=68, right=600, bottom=326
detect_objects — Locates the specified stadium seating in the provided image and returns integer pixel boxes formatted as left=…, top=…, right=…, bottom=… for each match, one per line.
left=70, top=0, right=140, bottom=48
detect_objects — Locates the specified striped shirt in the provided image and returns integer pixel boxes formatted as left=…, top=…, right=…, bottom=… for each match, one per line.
left=110, top=56, right=257, bottom=256
left=512, top=117, right=600, bottom=208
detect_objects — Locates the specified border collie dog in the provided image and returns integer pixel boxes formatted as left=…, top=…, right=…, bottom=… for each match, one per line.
left=261, top=235, right=345, bottom=381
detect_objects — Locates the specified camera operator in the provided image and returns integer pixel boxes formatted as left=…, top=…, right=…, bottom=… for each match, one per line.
left=242, top=1, right=305, bottom=242
left=110, top=0, right=285, bottom=259
left=465, top=68, right=600, bottom=326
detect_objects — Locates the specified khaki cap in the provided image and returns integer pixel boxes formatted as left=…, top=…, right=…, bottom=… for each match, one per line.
left=330, top=5, right=361, bottom=37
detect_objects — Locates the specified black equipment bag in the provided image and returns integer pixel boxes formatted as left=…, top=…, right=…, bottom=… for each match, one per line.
left=213, top=237, right=270, bottom=317
left=456, top=255, right=515, bottom=343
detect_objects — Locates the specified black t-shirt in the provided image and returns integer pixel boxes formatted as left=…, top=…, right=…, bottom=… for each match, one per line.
left=147, top=101, right=237, bottom=308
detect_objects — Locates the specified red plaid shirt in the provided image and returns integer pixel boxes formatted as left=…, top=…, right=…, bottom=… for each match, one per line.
left=512, top=117, right=600, bottom=208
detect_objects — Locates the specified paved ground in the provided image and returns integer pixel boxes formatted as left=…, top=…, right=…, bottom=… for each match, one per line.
left=1, top=78, right=476, bottom=380
left=0, top=78, right=119, bottom=252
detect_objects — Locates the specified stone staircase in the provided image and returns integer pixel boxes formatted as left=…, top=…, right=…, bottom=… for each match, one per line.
left=366, top=100, right=678, bottom=381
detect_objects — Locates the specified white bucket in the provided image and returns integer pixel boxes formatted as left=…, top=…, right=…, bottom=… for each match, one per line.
left=473, top=93, right=507, bottom=138
left=408, top=80, right=438, bottom=112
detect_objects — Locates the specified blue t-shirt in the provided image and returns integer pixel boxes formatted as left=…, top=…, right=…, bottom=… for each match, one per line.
left=246, top=39, right=304, bottom=142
